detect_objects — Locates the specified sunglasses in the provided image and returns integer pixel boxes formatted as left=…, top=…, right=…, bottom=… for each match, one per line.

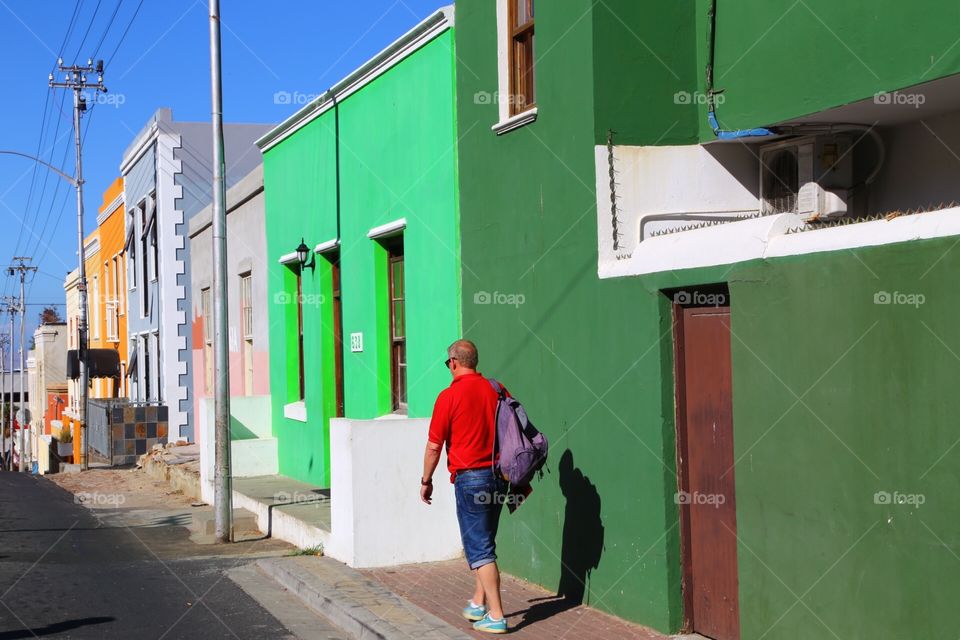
left=444, top=357, right=456, bottom=367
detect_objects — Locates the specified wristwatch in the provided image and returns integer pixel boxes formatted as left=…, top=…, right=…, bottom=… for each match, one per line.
left=421, top=477, right=433, bottom=486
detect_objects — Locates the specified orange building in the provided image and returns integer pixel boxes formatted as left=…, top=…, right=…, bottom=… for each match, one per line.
left=63, top=177, right=127, bottom=459
left=89, top=176, right=128, bottom=398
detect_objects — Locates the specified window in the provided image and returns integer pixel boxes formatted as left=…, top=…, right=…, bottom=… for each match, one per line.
left=331, top=256, right=344, bottom=417
left=296, top=267, right=305, bottom=401
left=240, top=273, right=254, bottom=396
left=201, top=287, right=213, bottom=394
left=147, top=195, right=158, bottom=282
left=240, top=274, right=253, bottom=341
left=141, top=335, right=151, bottom=401
left=509, top=0, right=535, bottom=115
left=127, top=210, right=137, bottom=290
left=113, top=255, right=122, bottom=315
left=91, top=276, right=100, bottom=341
left=387, top=240, right=406, bottom=412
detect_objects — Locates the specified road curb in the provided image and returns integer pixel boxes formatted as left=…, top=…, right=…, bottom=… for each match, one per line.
left=256, top=556, right=472, bottom=640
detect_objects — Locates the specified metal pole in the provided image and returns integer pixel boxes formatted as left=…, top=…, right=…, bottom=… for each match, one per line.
left=0, top=334, right=5, bottom=471
left=8, top=311, right=13, bottom=470
left=71, top=88, right=91, bottom=472
left=209, top=0, right=233, bottom=543
left=18, top=275, right=25, bottom=472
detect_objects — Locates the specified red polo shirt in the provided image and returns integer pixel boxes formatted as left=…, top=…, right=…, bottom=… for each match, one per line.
left=428, top=372, right=505, bottom=482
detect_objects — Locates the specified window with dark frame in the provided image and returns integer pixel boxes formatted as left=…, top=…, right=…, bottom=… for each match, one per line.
left=509, top=0, right=536, bottom=115
left=386, top=239, right=406, bottom=412
left=330, top=256, right=345, bottom=417
left=296, top=267, right=305, bottom=401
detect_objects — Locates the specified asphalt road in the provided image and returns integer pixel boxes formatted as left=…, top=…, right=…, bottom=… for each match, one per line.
left=0, top=471, right=296, bottom=639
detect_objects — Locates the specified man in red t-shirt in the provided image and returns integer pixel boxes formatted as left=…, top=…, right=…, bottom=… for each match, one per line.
left=421, top=339, right=508, bottom=634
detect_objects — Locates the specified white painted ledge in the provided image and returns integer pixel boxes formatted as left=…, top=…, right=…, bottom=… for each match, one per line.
left=277, top=251, right=299, bottom=265
left=314, top=238, right=340, bottom=254
left=601, top=207, right=960, bottom=279
left=492, top=108, right=538, bottom=135
left=367, top=218, right=406, bottom=239
left=283, top=401, right=307, bottom=422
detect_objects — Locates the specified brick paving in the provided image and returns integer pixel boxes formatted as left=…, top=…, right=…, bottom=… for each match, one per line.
left=363, top=560, right=672, bottom=639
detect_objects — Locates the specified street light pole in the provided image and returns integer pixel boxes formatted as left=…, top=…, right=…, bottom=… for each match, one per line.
left=50, top=60, right=106, bottom=471
left=209, top=0, right=233, bottom=543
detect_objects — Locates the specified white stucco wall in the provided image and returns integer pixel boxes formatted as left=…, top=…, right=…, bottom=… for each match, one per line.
left=328, top=417, right=462, bottom=568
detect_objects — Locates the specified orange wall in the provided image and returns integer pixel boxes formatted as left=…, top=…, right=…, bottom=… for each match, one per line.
left=89, top=176, right=128, bottom=399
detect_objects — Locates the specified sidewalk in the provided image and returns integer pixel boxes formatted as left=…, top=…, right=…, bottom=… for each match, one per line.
left=363, top=561, right=673, bottom=639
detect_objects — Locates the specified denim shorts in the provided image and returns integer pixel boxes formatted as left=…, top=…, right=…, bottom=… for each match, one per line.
left=454, top=468, right=505, bottom=570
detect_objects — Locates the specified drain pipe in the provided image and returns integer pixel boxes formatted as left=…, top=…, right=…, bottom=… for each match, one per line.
left=706, top=0, right=775, bottom=140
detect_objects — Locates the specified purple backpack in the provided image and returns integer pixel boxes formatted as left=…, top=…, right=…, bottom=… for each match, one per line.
left=489, top=379, right=548, bottom=488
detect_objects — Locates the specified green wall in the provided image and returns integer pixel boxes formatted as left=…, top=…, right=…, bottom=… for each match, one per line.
left=709, top=0, right=960, bottom=134
left=262, top=29, right=461, bottom=487
left=455, top=0, right=960, bottom=636
left=589, top=0, right=960, bottom=146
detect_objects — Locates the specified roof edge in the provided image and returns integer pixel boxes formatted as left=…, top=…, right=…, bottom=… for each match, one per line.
left=256, top=5, right=454, bottom=152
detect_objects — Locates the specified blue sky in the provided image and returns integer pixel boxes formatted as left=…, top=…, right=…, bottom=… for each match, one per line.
left=0, top=0, right=448, bottom=344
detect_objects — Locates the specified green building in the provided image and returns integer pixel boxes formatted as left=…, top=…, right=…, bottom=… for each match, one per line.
left=257, top=8, right=460, bottom=488
left=454, top=1, right=960, bottom=638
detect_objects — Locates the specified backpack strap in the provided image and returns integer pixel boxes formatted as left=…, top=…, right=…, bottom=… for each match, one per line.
left=488, top=378, right=504, bottom=471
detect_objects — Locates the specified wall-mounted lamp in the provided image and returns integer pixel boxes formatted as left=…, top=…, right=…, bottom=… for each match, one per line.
left=296, top=237, right=315, bottom=271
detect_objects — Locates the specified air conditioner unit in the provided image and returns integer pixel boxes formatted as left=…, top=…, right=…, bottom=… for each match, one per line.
left=760, top=135, right=853, bottom=221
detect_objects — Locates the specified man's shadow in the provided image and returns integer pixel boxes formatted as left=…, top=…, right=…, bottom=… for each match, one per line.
left=511, top=449, right=604, bottom=631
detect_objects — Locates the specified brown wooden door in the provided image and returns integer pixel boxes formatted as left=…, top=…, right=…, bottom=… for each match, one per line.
left=674, top=303, right=740, bottom=640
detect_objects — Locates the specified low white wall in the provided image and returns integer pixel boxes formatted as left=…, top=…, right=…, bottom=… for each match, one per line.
left=329, top=417, right=462, bottom=568
left=199, top=395, right=279, bottom=505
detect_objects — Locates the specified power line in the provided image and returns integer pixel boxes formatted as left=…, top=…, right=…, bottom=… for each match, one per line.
left=104, top=0, right=144, bottom=68
left=71, top=0, right=103, bottom=63
left=92, top=0, right=124, bottom=59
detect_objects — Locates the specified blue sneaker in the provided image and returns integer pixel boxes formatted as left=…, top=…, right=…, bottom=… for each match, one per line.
left=462, top=601, right=487, bottom=621
left=472, top=613, right=507, bottom=634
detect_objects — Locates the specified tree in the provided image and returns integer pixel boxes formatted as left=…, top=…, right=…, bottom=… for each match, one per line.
left=38, top=306, right=63, bottom=325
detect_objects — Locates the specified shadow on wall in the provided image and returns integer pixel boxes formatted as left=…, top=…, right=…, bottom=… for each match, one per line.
left=511, top=448, right=604, bottom=630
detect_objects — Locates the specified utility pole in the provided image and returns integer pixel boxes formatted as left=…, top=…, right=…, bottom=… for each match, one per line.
left=50, top=59, right=106, bottom=472
left=2, top=300, right=15, bottom=471
left=0, top=331, right=6, bottom=471
left=209, top=0, right=233, bottom=543
left=9, top=259, right=36, bottom=473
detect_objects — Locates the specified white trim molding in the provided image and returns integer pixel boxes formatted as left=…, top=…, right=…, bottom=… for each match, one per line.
left=284, top=401, right=307, bottom=423
left=492, top=108, right=539, bottom=135
left=367, top=218, right=407, bottom=239
left=96, top=192, right=125, bottom=226
left=314, top=238, right=341, bottom=254
left=601, top=208, right=960, bottom=279
left=256, top=7, right=454, bottom=152
left=277, top=251, right=300, bottom=265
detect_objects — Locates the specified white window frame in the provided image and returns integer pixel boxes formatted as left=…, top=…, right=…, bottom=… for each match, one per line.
left=493, top=0, right=539, bottom=135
